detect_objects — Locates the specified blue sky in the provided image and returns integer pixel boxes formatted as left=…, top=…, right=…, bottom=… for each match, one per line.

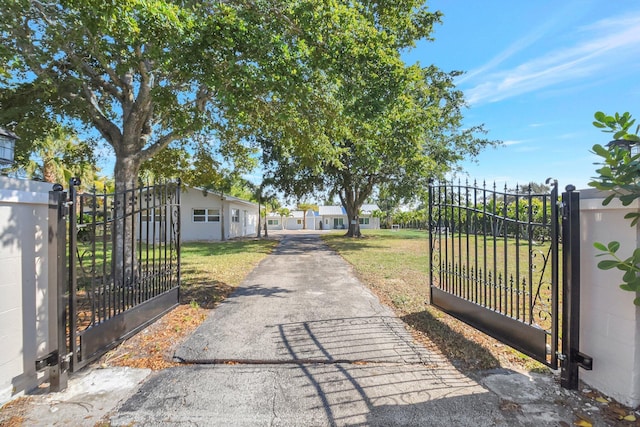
left=402, top=0, right=640, bottom=190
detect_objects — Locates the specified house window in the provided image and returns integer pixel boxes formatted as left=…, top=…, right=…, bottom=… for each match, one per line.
left=333, top=218, right=344, bottom=228
left=268, top=219, right=279, bottom=226
left=231, top=209, right=240, bottom=223
left=359, top=217, right=370, bottom=225
left=141, top=208, right=164, bottom=222
left=193, top=208, right=220, bottom=223
left=296, top=219, right=302, bottom=225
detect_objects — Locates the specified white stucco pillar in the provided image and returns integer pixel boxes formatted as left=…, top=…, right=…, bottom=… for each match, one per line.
left=0, top=177, right=54, bottom=404
left=579, top=188, right=640, bottom=407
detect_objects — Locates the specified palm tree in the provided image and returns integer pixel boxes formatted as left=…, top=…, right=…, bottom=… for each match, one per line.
left=277, top=207, right=290, bottom=230
left=26, top=128, right=97, bottom=188
left=297, top=202, right=318, bottom=230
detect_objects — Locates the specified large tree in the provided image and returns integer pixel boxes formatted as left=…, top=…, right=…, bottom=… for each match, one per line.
left=263, top=64, right=496, bottom=237
left=1, top=0, right=442, bottom=278
left=1, top=0, right=440, bottom=189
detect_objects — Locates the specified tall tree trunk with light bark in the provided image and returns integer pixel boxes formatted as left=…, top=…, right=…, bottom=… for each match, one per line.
left=112, top=153, right=143, bottom=287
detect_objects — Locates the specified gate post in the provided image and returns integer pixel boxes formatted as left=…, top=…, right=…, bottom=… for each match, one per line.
left=47, top=184, right=68, bottom=391
left=560, top=185, right=593, bottom=389
left=428, top=182, right=433, bottom=298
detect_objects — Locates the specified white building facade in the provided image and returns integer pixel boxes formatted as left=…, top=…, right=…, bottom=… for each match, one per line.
left=181, top=187, right=258, bottom=241
left=318, top=204, right=380, bottom=230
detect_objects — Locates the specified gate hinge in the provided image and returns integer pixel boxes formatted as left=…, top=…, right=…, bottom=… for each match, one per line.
left=35, top=351, right=58, bottom=371
left=555, top=351, right=593, bottom=370
left=575, top=352, right=593, bottom=371
left=557, top=201, right=568, bottom=219
left=35, top=351, right=72, bottom=371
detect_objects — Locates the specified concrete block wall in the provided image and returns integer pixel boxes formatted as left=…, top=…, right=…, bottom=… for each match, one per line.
left=579, top=188, right=640, bottom=408
left=0, top=177, right=55, bottom=404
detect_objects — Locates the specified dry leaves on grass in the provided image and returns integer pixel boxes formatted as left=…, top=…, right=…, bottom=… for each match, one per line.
left=98, top=303, right=209, bottom=370
left=0, top=396, right=32, bottom=427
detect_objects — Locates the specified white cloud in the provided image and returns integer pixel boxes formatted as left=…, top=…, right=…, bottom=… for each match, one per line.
left=463, top=11, right=640, bottom=105
left=458, top=1, right=580, bottom=85
left=503, top=140, right=523, bottom=146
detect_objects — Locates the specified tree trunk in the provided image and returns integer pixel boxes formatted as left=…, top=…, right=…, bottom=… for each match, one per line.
left=220, top=196, right=226, bottom=241
left=344, top=202, right=362, bottom=238
left=257, top=200, right=262, bottom=238
left=113, top=154, right=142, bottom=288
left=42, top=158, right=57, bottom=183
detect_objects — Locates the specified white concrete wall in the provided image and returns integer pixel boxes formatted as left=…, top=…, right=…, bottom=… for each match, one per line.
left=305, top=212, right=317, bottom=230
left=286, top=217, right=304, bottom=230
left=180, top=189, right=258, bottom=241
left=579, top=189, right=640, bottom=408
left=226, top=202, right=257, bottom=239
left=358, top=215, right=380, bottom=230
left=323, top=215, right=346, bottom=229
left=180, top=189, right=223, bottom=242
left=0, top=177, right=55, bottom=404
left=266, top=217, right=282, bottom=230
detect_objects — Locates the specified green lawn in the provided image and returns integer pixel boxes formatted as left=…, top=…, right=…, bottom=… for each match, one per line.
left=322, top=229, right=548, bottom=372
left=180, top=238, right=279, bottom=307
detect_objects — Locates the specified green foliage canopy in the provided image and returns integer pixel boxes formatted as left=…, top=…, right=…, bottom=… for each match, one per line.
left=1, top=0, right=441, bottom=193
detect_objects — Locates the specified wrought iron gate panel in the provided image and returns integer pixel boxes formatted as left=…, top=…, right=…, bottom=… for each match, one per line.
left=428, top=180, right=560, bottom=367
left=67, top=179, right=181, bottom=371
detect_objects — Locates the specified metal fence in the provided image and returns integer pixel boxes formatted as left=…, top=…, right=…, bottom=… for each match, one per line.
left=428, top=180, right=559, bottom=366
left=67, top=179, right=181, bottom=371
left=428, top=179, right=591, bottom=388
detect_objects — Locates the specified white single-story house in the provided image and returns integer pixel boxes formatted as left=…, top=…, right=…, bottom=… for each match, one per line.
left=265, top=213, right=284, bottom=231
left=318, top=204, right=380, bottom=230
left=265, top=209, right=318, bottom=230
left=265, top=204, right=381, bottom=231
left=180, top=186, right=258, bottom=241
left=286, top=209, right=319, bottom=230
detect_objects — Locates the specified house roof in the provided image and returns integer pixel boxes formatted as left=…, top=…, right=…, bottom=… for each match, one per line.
left=360, top=204, right=380, bottom=214
left=289, top=209, right=317, bottom=218
left=318, top=204, right=380, bottom=216
left=318, top=206, right=345, bottom=216
left=185, top=185, right=258, bottom=208
left=0, top=128, right=19, bottom=140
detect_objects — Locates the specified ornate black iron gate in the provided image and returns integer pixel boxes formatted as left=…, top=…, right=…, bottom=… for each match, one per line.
left=67, top=179, right=181, bottom=371
left=428, top=179, right=592, bottom=389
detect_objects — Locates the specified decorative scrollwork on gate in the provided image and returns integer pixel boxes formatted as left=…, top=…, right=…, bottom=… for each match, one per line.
left=68, top=180, right=181, bottom=370
left=428, top=179, right=561, bottom=367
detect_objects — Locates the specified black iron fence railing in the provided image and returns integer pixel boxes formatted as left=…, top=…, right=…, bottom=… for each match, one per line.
left=67, top=179, right=181, bottom=371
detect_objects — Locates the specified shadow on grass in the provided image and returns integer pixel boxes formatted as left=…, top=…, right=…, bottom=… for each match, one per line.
left=365, top=229, right=428, bottom=240
left=181, top=239, right=276, bottom=257
left=401, top=309, right=501, bottom=372
left=179, top=279, right=234, bottom=309
left=322, top=229, right=427, bottom=251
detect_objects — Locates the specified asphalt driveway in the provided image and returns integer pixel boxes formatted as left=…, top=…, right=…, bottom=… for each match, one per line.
left=111, top=233, right=582, bottom=426
left=12, top=232, right=607, bottom=426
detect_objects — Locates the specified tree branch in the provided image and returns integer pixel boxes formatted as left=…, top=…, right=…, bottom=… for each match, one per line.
left=80, top=82, right=122, bottom=146
left=139, top=130, right=185, bottom=163
left=72, top=55, right=123, bottom=101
